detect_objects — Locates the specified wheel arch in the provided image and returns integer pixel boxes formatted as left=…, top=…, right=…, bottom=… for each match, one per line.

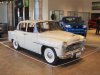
left=41, top=45, right=57, bottom=56
left=42, top=45, right=58, bottom=64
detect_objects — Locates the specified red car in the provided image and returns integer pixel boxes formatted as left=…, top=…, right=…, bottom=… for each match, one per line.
left=88, top=18, right=97, bottom=29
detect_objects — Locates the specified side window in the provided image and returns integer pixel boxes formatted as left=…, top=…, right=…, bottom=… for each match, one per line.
left=27, top=23, right=34, bottom=33
left=36, top=23, right=42, bottom=32
left=36, top=22, right=50, bottom=32
left=19, top=23, right=26, bottom=31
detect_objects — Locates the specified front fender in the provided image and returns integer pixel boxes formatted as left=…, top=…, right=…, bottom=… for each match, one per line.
left=38, top=38, right=64, bottom=57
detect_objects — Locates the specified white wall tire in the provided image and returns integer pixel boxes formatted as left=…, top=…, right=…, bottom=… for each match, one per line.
left=13, top=40, right=19, bottom=50
left=44, top=48, right=57, bottom=64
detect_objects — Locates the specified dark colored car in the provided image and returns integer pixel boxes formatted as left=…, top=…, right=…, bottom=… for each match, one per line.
left=0, top=23, right=7, bottom=38
left=88, top=18, right=97, bottom=29
left=0, top=23, right=3, bottom=38
left=59, top=16, right=87, bottom=36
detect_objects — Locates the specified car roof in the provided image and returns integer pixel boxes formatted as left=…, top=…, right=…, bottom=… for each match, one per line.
left=19, top=20, right=54, bottom=23
left=63, top=16, right=81, bottom=18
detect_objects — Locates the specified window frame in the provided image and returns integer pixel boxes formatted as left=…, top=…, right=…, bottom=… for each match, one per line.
left=18, top=23, right=27, bottom=32
left=26, top=22, right=35, bottom=33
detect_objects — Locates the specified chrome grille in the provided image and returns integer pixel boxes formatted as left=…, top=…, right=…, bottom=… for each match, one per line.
left=66, top=42, right=82, bottom=51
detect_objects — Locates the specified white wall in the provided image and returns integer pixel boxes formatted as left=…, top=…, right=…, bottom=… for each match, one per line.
left=42, top=0, right=48, bottom=20
left=29, top=0, right=34, bottom=20
left=29, top=0, right=49, bottom=20
left=0, top=3, right=2, bottom=23
left=0, top=2, right=8, bottom=23
left=48, top=0, right=92, bottom=16
left=29, top=0, right=99, bottom=20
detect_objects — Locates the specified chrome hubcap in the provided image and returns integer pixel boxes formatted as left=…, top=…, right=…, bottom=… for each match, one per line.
left=47, top=52, right=53, bottom=58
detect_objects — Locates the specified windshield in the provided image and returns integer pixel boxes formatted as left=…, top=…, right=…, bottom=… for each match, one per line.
left=62, top=17, right=83, bottom=23
left=36, top=21, right=62, bottom=32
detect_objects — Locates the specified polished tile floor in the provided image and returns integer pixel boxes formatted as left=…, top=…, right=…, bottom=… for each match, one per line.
left=86, top=29, right=100, bottom=47
left=0, top=29, right=100, bottom=75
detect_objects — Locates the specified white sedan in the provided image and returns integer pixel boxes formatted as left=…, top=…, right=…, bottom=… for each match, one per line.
left=8, top=20, right=85, bottom=64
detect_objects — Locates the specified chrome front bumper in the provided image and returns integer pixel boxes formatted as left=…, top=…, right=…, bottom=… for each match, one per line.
left=59, top=48, right=84, bottom=59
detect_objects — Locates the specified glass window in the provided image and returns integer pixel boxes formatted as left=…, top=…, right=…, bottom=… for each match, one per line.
left=63, top=17, right=82, bottom=23
left=19, top=23, right=26, bottom=31
left=27, top=23, right=34, bottom=32
left=36, top=21, right=62, bottom=33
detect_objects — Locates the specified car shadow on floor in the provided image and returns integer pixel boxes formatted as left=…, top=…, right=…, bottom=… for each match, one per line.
left=17, top=47, right=81, bottom=66
left=4, top=42, right=92, bottom=67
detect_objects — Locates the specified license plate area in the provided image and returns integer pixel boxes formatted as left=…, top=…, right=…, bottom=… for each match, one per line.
left=66, top=51, right=81, bottom=58
left=76, top=52, right=81, bottom=57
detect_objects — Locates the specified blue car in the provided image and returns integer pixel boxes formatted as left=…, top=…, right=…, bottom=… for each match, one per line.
left=59, top=16, right=87, bottom=36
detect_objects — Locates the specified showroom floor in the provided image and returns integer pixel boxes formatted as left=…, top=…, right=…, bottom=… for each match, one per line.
left=86, top=29, right=100, bottom=47
left=0, top=29, right=100, bottom=75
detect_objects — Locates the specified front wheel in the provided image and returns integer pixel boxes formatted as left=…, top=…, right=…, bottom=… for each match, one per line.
left=13, top=40, right=20, bottom=50
left=44, top=48, right=58, bottom=64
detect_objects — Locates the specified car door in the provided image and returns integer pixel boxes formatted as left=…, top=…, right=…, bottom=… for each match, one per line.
left=24, top=22, right=39, bottom=53
left=15, top=22, right=27, bottom=48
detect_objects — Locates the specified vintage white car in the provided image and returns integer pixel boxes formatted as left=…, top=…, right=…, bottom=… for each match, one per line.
left=8, top=20, right=85, bottom=64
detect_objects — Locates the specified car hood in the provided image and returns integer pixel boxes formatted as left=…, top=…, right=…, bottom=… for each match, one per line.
left=39, top=30, right=84, bottom=45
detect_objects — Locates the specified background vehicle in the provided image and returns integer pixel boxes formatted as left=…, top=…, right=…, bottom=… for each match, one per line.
left=0, top=29, right=2, bottom=37
left=59, top=16, right=87, bottom=37
left=0, top=23, right=7, bottom=38
left=8, top=20, right=85, bottom=64
left=0, top=23, right=3, bottom=37
left=88, top=18, right=97, bottom=29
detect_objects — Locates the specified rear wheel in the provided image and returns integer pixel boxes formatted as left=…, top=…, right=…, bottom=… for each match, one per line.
left=44, top=48, right=58, bottom=64
left=13, top=40, right=20, bottom=50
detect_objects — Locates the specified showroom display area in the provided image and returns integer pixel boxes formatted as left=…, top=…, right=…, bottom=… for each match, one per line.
left=8, top=20, right=85, bottom=64
left=0, top=0, right=100, bottom=75
left=0, top=26, right=100, bottom=75
left=0, top=7, right=99, bottom=75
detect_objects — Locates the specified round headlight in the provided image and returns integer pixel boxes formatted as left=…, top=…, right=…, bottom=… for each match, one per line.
left=62, top=42, right=68, bottom=51
left=83, top=25, right=87, bottom=28
left=65, top=25, right=71, bottom=28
